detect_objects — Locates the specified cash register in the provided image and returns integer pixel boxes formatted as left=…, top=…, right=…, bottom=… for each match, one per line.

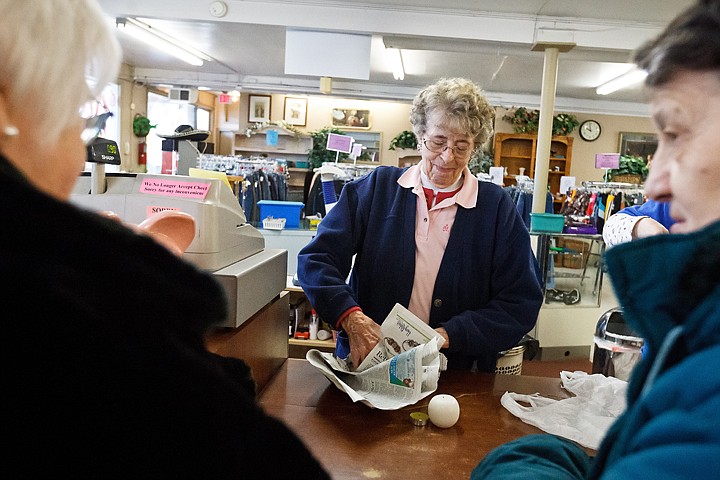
left=71, top=138, right=287, bottom=328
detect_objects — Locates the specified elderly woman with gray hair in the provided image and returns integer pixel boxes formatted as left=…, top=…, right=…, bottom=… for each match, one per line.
left=299, top=77, right=542, bottom=371
left=472, top=0, right=720, bottom=478
left=1, top=1, right=328, bottom=477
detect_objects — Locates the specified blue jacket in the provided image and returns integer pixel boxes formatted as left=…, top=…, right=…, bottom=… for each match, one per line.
left=472, top=221, right=720, bottom=478
left=298, top=166, right=542, bottom=371
left=617, top=199, right=675, bottom=229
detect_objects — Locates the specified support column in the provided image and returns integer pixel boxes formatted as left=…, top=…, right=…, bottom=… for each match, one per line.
left=530, top=42, right=574, bottom=214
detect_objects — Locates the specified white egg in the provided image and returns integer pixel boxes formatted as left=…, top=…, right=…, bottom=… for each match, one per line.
left=427, top=394, right=460, bottom=428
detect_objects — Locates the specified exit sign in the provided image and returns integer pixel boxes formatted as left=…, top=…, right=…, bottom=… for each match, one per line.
left=218, top=93, right=232, bottom=104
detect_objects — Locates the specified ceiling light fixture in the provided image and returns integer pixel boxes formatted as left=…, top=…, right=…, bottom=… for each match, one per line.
left=386, top=47, right=405, bottom=81
left=116, top=17, right=212, bottom=67
left=596, top=67, right=648, bottom=95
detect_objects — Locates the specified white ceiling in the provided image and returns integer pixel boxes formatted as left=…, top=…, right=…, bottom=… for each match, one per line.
left=96, top=0, right=695, bottom=116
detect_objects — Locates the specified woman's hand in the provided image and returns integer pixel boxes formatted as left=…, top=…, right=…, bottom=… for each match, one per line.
left=98, top=210, right=195, bottom=256
left=434, top=327, right=450, bottom=349
left=341, top=310, right=381, bottom=369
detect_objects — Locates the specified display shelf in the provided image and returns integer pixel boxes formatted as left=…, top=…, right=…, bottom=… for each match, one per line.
left=288, top=338, right=334, bottom=349
left=494, top=133, right=573, bottom=211
left=533, top=233, right=605, bottom=309
left=232, top=126, right=312, bottom=164
left=288, top=336, right=335, bottom=358
left=339, top=130, right=382, bottom=162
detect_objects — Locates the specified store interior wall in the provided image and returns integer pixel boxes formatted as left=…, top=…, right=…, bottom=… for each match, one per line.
left=116, top=64, right=656, bottom=183
left=112, top=65, right=642, bottom=357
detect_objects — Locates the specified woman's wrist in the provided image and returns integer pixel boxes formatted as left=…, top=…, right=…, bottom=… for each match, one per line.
left=337, top=306, right=362, bottom=330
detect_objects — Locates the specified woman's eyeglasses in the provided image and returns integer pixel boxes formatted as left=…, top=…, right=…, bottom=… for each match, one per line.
left=422, top=138, right=473, bottom=159
left=81, top=112, right=113, bottom=145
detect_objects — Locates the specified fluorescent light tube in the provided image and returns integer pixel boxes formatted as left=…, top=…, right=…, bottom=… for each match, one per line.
left=386, top=47, right=405, bottom=81
left=116, top=17, right=211, bottom=67
left=596, top=67, right=648, bottom=95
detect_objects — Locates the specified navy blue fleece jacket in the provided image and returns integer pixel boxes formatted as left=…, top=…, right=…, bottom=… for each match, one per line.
left=298, top=166, right=542, bottom=371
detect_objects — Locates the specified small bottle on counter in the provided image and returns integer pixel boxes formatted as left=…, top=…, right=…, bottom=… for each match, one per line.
left=309, top=309, right=319, bottom=340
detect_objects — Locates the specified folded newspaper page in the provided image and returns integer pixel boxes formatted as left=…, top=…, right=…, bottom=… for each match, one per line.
left=305, top=303, right=448, bottom=410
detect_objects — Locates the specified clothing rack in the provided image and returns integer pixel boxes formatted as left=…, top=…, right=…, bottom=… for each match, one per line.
left=581, top=181, right=644, bottom=192
left=304, top=162, right=378, bottom=217
left=197, top=154, right=287, bottom=177
left=516, top=177, right=535, bottom=193
left=196, top=154, right=289, bottom=222
left=561, top=182, right=646, bottom=234
left=317, top=161, right=377, bottom=180
left=503, top=183, right=553, bottom=228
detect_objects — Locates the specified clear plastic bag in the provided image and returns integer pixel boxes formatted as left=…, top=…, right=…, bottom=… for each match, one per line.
left=500, top=371, right=628, bottom=449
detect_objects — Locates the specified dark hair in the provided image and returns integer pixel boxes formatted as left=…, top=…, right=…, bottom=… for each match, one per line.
left=634, top=0, right=720, bottom=86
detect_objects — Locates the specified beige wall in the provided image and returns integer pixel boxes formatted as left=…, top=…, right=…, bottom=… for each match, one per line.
left=215, top=92, right=414, bottom=164
left=568, top=113, right=655, bottom=182
left=493, top=107, right=655, bottom=183
left=117, top=77, right=656, bottom=182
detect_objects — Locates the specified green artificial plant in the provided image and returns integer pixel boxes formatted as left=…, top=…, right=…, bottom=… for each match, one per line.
left=468, top=149, right=493, bottom=175
left=388, top=130, right=418, bottom=150
left=608, top=155, right=649, bottom=180
left=503, top=107, right=539, bottom=134
left=132, top=114, right=156, bottom=138
left=552, top=113, right=580, bottom=136
left=502, top=107, right=579, bottom=136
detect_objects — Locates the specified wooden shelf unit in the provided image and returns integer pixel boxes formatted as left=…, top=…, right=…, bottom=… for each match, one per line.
left=232, top=126, right=312, bottom=164
left=493, top=133, right=573, bottom=210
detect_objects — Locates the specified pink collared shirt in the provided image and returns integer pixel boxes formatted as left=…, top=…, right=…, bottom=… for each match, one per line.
left=397, top=162, right=478, bottom=323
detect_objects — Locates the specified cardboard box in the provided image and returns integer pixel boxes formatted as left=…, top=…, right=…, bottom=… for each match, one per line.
left=557, top=238, right=590, bottom=269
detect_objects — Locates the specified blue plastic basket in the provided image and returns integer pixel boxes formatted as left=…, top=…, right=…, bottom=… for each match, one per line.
left=257, top=200, right=304, bottom=228
left=530, top=213, right=565, bottom=233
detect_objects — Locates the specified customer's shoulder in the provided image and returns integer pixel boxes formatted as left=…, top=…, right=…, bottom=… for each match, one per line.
left=476, top=180, right=510, bottom=200
left=350, top=165, right=404, bottom=187
left=367, top=165, right=404, bottom=180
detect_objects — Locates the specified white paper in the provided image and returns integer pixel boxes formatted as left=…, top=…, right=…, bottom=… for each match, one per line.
left=559, top=176, right=576, bottom=196
left=356, top=303, right=446, bottom=371
left=305, top=303, right=447, bottom=410
left=489, top=166, right=504, bottom=186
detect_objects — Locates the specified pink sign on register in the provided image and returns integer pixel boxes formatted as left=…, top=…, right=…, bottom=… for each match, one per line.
left=139, top=178, right=211, bottom=199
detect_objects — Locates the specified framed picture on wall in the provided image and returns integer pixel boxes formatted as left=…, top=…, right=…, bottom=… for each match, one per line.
left=248, top=95, right=271, bottom=123
left=283, top=97, right=307, bottom=126
left=331, top=108, right=370, bottom=129
left=618, top=132, right=658, bottom=161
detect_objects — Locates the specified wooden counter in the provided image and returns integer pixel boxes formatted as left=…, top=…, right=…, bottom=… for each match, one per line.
left=259, top=358, right=576, bottom=479
left=205, top=291, right=289, bottom=392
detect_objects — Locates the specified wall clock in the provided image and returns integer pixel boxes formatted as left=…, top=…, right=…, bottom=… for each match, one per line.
left=579, top=120, right=601, bottom=142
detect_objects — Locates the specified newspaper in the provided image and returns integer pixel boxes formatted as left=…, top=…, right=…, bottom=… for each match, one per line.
left=305, top=303, right=447, bottom=410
